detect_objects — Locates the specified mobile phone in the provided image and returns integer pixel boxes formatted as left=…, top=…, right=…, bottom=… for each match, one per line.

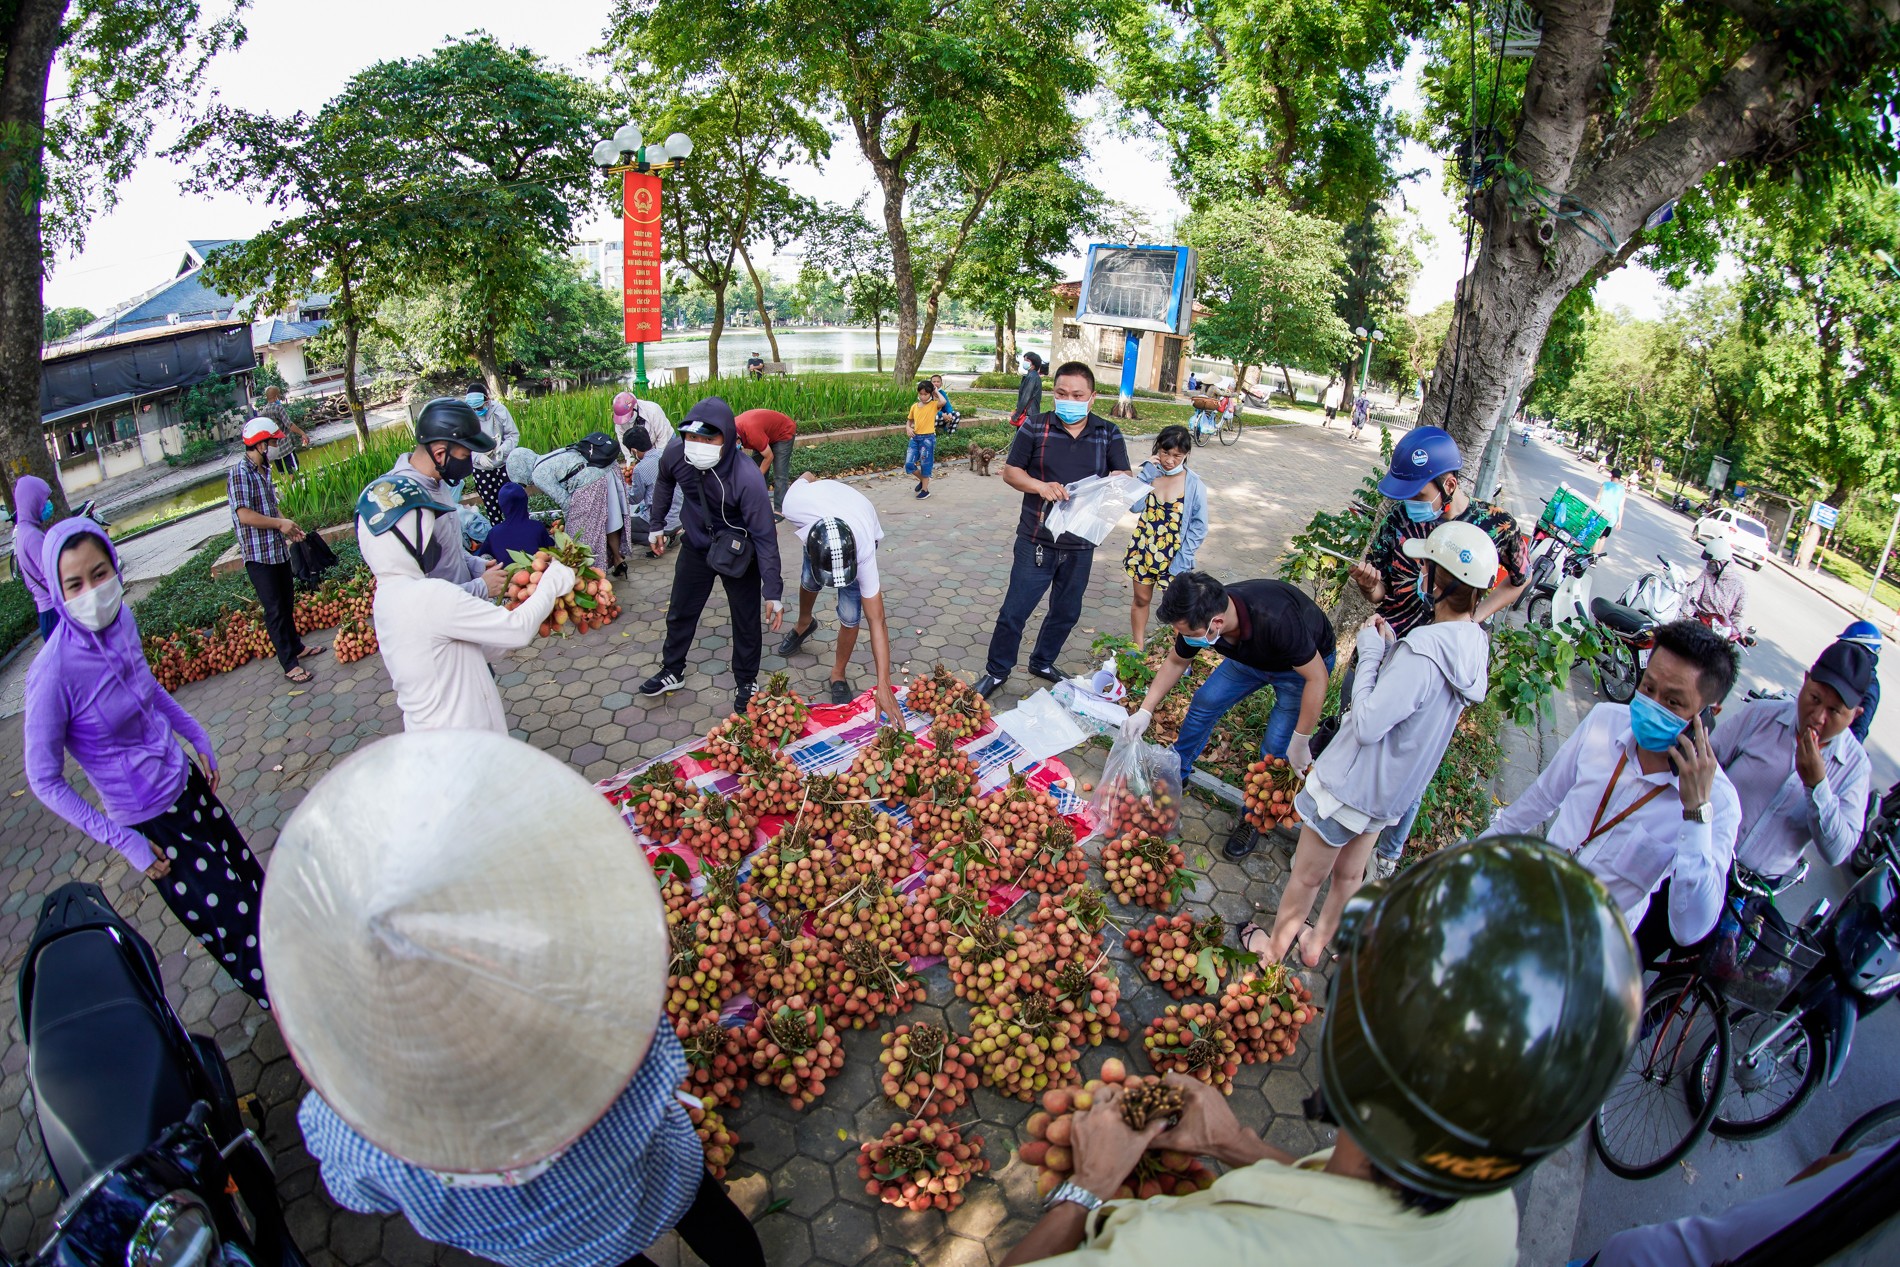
left=1667, top=706, right=1717, bottom=774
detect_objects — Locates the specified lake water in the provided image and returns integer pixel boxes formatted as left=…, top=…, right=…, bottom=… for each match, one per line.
left=108, top=427, right=402, bottom=537
left=635, top=327, right=1051, bottom=379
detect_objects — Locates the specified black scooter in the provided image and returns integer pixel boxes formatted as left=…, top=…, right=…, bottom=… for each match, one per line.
left=1850, top=778, right=1900, bottom=874
left=15, top=882, right=303, bottom=1267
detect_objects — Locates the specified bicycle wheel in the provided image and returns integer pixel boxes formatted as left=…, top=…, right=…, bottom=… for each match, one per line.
left=1592, top=974, right=1730, bottom=1179
left=1526, top=594, right=1554, bottom=631
left=1701, top=1010, right=1822, bottom=1139
left=1599, top=638, right=1639, bottom=703
left=1220, top=411, right=1243, bottom=445
left=1833, top=1099, right=1900, bottom=1154
left=1191, top=415, right=1209, bottom=447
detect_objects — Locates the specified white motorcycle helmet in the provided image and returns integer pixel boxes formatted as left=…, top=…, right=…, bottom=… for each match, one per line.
left=1401, top=519, right=1501, bottom=589
left=1703, top=539, right=1734, bottom=565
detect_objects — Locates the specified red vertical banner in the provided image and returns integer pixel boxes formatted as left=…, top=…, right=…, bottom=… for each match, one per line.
left=623, top=171, right=663, bottom=344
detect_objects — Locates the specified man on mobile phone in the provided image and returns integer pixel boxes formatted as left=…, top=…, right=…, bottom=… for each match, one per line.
left=1487, top=619, right=1742, bottom=950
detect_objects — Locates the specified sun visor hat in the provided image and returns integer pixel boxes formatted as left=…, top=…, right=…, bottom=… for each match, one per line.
left=1379, top=426, right=1462, bottom=499
left=242, top=417, right=285, bottom=448
left=804, top=518, right=859, bottom=588
left=356, top=475, right=455, bottom=535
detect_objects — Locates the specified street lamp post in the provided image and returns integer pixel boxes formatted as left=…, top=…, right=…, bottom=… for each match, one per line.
left=590, top=123, right=695, bottom=392
left=1861, top=492, right=1900, bottom=616
left=1354, top=325, right=1383, bottom=393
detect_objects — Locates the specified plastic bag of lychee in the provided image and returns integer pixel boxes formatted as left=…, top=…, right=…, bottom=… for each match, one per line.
left=1090, top=735, right=1183, bottom=838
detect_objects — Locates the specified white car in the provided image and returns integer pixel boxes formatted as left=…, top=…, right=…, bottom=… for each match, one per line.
left=1693, top=506, right=1771, bottom=569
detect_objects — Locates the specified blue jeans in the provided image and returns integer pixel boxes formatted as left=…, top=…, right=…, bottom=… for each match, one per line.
left=800, top=555, right=862, bottom=629
left=985, top=537, right=1093, bottom=678
left=905, top=434, right=936, bottom=478
left=1173, top=653, right=1335, bottom=774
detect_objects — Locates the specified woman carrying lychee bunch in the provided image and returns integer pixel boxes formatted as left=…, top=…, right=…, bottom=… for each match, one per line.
left=355, top=473, right=574, bottom=733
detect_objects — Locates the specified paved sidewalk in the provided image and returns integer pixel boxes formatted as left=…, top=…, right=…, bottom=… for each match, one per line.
left=0, top=420, right=1391, bottom=1267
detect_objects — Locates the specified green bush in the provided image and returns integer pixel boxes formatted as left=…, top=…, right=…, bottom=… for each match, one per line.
left=278, top=428, right=419, bottom=529
left=0, top=577, right=38, bottom=660
left=970, top=372, right=1039, bottom=390
left=511, top=377, right=918, bottom=451
left=163, top=437, right=229, bottom=468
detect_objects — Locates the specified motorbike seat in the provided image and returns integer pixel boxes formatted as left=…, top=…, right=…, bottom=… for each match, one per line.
left=27, top=928, right=197, bottom=1192
left=1591, top=596, right=1653, bottom=634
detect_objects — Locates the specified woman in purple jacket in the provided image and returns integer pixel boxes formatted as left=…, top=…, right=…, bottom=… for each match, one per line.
left=10, top=474, right=59, bottom=641
left=24, top=519, right=268, bottom=1006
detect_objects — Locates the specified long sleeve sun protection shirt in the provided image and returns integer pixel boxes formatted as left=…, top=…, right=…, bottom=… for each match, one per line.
left=300, top=1027, right=701, bottom=1267
left=11, top=475, right=55, bottom=612
left=1489, top=701, right=1741, bottom=944
left=1712, top=695, right=1871, bottom=875
left=24, top=520, right=215, bottom=871
left=646, top=397, right=782, bottom=600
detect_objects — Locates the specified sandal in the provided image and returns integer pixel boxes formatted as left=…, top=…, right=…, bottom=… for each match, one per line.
left=299, top=645, right=328, bottom=660
left=1237, top=920, right=1273, bottom=960
left=285, top=665, right=315, bottom=684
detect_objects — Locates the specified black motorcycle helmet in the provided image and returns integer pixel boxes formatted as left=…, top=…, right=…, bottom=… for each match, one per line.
left=804, top=518, right=858, bottom=588
left=416, top=397, right=496, bottom=453
left=1321, top=837, right=1642, bottom=1199
left=574, top=431, right=619, bottom=468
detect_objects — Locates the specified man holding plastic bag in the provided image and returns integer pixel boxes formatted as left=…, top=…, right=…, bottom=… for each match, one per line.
left=1123, top=571, right=1336, bottom=860
left=974, top=362, right=1133, bottom=699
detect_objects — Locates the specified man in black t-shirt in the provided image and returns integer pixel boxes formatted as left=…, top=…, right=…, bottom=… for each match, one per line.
left=1123, top=571, right=1337, bottom=858
left=974, top=362, right=1132, bottom=698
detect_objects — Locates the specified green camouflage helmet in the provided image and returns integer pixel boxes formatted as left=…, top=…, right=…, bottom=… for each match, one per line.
left=1321, top=837, right=1642, bottom=1199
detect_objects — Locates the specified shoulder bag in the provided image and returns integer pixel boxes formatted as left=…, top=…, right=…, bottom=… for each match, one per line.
left=692, top=471, right=755, bottom=578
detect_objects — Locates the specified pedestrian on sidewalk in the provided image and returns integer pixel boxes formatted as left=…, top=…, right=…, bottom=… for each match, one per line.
left=975, top=361, right=1132, bottom=699
left=479, top=481, right=556, bottom=563
left=777, top=473, right=903, bottom=718
left=1125, top=426, right=1208, bottom=647
left=1012, top=352, right=1047, bottom=427
left=254, top=386, right=309, bottom=476
left=357, top=476, right=574, bottom=734
left=268, top=730, right=765, bottom=1267
left=25, top=518, right=271, bottom=1008
left=640, top=399, right=784, bottom=715
left=614, top=388, right=674, bottom=454
left=9, top=474, right=59, bottom=641
left=735, top=406, right=797, bottom=511
left=1347, top=425, right=1528, bottom=878
left=1486, top=618, right=1742, bottom=948
left=621, top=426, right=682, bottom=551
left=229, top=418, right=324, bottom=684
left=997, top=840, right=1638, bottom=1267
left=1348, top=393, right=1370, bottom=441
left=466, top=383, right=520, bottom=522
left=390, top=398, right=508, bottom=603
left=1246, top=523, right=1495, bottom=967
left=1321, top=379, right=1342, bottom=426
left=1121, top=571, right=1335, bottom=860
left=904, top=380, right=938, bottom=500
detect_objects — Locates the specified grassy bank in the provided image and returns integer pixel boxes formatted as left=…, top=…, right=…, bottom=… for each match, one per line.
left=1818, top=547, right=1900, bottom=613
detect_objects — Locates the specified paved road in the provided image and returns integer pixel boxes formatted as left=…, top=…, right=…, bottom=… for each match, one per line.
left=1502, top=434, right=1900, bottom=1258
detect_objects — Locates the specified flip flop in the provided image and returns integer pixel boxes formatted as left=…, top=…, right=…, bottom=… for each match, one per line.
left=284, top=665, right=315, bottom=684
left=299, top=645, right=327, bottom=660
left=1236, top=920, right=1273, bottom=959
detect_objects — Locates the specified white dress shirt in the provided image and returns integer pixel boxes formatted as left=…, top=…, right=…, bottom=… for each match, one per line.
left=1711, top=697, right=1870, bottom=875
left=1489, top=702, right=1741, bottom=944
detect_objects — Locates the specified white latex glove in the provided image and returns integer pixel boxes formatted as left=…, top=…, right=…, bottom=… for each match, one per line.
left=649, top=531, right=665, bottom=551
left=1122, top=707, right=1152, bottom=742
left=1287, top=731, right=1314, bottom=773
left=540, top=559, right=577, bottom=598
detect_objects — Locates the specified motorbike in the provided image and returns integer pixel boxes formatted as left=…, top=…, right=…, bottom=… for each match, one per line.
left=1524, top=549, right=1651, bottom=702
left=16, top=882, right=304, bottom=1267
left=1617, top=553, right=1696, bottom=624
left=1851, top=779, right=1900, bottom=875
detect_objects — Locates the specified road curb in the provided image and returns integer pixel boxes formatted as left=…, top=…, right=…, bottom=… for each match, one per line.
left=1765, top=554, right=1897, bottom=629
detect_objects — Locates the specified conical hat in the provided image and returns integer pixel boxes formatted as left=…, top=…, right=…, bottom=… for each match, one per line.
left=260, top=730, right=665, bottom=1174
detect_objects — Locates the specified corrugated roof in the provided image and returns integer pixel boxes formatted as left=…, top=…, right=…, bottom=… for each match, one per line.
left=258, top=318, right=330, bottom=346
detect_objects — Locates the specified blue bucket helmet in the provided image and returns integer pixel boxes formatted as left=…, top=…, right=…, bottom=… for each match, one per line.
left=1379, top=426, right=1463, bottom=499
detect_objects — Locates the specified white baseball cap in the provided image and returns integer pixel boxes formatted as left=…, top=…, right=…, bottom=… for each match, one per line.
left=1401, top=519, right=1500, bottom=589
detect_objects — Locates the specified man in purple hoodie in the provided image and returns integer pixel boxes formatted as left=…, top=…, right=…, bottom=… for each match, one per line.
left=639, top=397, right=783, bottom=715
left=24, top=518, right=269, bottom=1005
left=9, top=475, right=58, bottom=641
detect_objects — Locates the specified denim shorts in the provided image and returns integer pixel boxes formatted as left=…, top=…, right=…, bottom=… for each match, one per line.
left=1295, top=786, right=1371, bottom=850
left=801, top=555, right=863, bottom=628
left=905, top=433, right=936, bottom=478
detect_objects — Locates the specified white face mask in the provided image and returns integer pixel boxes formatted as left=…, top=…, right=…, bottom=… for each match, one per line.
left=683, top=440, right=721, bottom=470
left=66, top=574, right=124, bottom=632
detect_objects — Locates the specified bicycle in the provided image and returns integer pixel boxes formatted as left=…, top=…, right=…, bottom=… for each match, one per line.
left=1590, top=863, right=1811, bottom=1179
left=1188, top=394, right=1239, bottom=447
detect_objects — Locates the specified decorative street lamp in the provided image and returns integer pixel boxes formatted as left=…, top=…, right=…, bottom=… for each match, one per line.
left=591, top=123, right=695, bottom=391
left=1354, top=325, right=1384, bottom=393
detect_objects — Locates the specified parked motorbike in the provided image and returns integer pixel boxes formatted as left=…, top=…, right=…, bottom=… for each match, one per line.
left=16, top=882, right=304, bottom=1267
left=1617, top=553, right=1697, bottom=624
left=1524, top=549, right=1652, bottom=702
left=1852, top=780, right=1900, bottom=875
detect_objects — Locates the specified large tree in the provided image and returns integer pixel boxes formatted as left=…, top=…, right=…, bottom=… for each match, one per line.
left=0, top=0, right=246, bottom=511
left=804, top=201, right=899, bottom=373
left=953, top=161, right=1106, bottom=371
left=336, top=35, right=606, bottom=399
left=1413, top=1, right=1900, bottom=482
left=614, top=0, right=1106, bottom=383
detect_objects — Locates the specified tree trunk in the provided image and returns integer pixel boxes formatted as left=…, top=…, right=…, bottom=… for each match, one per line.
left=1004, top=308, right=1018, bottom=371
left=475, top=327, right=504, bottom=407
left=1279, top=365, right=1295, bottom=398
left=993, top=319, right=1005, bottom=373
left=873, top=314, right=883, bottom=375
left=868, top=162, right=921, bottom=383
left=1340, top=360, right=1358, bottom=412
left=739, top=245, right=781, bottom=361
left=338, top=270, right=370, bottom=449
left=0, top=0, right=71, bottom=515
left=707, top=285, right=727, bottom=379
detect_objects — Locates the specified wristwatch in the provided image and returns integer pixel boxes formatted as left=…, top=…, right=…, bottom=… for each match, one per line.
left=1682, top=802, right=1713, bottom=824
left=1044, top=1179, right=1106, bottom=1213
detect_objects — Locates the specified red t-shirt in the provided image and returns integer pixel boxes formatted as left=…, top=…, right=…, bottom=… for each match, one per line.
left=735, top=408, right=797, bottom=451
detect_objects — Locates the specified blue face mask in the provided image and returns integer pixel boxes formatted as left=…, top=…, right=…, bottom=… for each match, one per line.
left=40, top=501, right=55, bottom=523
left=1183, top=634, right=1217, bottom=648
left=1628, top=691, right=1691, bottom=752
left=1052, top=400, right=1089, bottom=424
left=1403, top=496, right=1442, bottom=523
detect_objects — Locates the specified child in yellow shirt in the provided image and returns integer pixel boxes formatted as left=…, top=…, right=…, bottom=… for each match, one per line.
left=905, top=381, right=938, bottom=500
